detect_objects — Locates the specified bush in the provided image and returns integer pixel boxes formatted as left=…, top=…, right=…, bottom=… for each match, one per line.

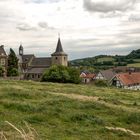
left=7, top=68, right=19, bottom=76
left=42, top=65, right=81, bottom=84
left=0, top=66, right=4, bottom=77
left=94, top=80, right=108, bottom=87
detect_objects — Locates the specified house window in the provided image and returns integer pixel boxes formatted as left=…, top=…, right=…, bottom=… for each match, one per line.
left=32, top=74, right=35, bottom=79
left=1, top=59, right=5, bottom=65
left=38, top=74, right=40, bottom=78
left=56, top=57, right=58, bottom=60
left=64, top=57, right=66, bottom=60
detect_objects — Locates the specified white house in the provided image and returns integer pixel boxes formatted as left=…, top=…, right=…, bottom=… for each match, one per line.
left=110, top=72, right=140, bottom=90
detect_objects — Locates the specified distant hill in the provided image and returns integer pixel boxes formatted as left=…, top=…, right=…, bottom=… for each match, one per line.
left=126, top=49, right=140, bottom=59
left=70, top=49, right=140, bottom=68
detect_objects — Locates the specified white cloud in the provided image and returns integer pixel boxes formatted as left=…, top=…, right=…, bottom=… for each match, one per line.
left=0, top=0, right=140, bottom=59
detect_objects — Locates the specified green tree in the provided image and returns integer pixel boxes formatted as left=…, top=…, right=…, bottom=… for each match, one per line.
left=7, top=48, right=19, bottom=76
left=0, top=66, right=4, bottom=77
left=42, top=65, right=81, bottom=84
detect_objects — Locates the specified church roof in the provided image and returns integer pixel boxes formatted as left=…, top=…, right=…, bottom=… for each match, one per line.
left=0, top=45, right=7, bottom=56
left=52, top=38, right=67, bottom=56
left=22, top=54, right=35, bottom=64
left=25, top=67, right=47, bottom=74
left=31, top=57, right=51, bottom=67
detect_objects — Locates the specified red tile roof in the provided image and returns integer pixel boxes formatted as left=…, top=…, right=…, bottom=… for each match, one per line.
left=116, top=72, right=140, bottom=86
left=80, top=73, right=96, bottom=79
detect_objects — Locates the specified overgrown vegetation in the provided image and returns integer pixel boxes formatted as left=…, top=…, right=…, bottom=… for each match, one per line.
left=42, top=65, right=81, bottom=84
left=0, top=80, right=140, bottom=140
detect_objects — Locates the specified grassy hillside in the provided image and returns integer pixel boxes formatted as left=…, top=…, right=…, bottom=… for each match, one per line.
left=0, top=80, right=140, bottom=140
left=70, top=49, right=140, bottom=68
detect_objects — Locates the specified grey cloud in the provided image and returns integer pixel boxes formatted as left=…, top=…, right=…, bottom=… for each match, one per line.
left=16, top=23, right=37, bottom=31
left=83, top=0, right=137, bottom=13
left=24, top=0, right=62, bottom=4
left=38, top=22, right=48, bottom=28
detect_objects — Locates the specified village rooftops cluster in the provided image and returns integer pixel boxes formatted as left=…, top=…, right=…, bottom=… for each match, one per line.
left=80, top=67, right=140, bottom=90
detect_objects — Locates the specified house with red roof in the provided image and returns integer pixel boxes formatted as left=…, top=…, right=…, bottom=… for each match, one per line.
left=80, top=72, right=96, bottom=83
left=110, top=72, right=140, bottom=90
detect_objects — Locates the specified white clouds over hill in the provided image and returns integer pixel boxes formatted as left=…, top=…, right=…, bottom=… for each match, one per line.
left=0, top=0, right=140, bottom=59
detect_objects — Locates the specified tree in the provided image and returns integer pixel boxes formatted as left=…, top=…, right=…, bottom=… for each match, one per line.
left=0, top=66, right=4, bottom=77
left=42, top=65, right=81, bottom=84
left=7, top=48, right=19, bottom=76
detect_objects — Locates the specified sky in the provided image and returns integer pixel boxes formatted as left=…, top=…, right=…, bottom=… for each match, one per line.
left=0, top=0, right=140, bottom=60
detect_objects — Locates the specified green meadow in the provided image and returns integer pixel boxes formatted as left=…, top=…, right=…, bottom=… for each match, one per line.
left=0, top=80, right=140, bottom=140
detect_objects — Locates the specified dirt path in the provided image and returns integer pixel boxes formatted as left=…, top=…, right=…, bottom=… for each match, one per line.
left=50, top=92, right=99, bottom=101
left=105, top=126, right=140, bottom=137
left=49, top=92, right=140, bottom=113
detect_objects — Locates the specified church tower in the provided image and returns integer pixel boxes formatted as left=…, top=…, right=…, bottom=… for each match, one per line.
left=51, top=37, right=68, bottom=66
left=19, top=44, right=23, bottom=56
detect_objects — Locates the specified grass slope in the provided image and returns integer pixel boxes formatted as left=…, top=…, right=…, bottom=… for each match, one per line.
left=0, top=80, right=140, bottom=140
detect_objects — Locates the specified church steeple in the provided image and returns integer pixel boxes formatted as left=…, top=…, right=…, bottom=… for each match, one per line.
left=51, top=36, right=68, bottom=66
left=19, top=43, right=23, bottom=56
left=55, top=37, right=64, bottom=53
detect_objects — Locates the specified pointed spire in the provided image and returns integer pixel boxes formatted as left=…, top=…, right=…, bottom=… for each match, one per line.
left=19, top=42, right=23, bottom=55
left=51, top=35, right=67, bottom=56
left=55, top=37, right=64, bottom=53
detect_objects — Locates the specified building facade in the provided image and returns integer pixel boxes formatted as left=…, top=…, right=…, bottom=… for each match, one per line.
left=110, top=72, right=140, bottom=90
left=0, top=37, right=68, bottom=81
left=0, top=45, right=8, bottom=77
left=19, top=37, right=68, bottom=81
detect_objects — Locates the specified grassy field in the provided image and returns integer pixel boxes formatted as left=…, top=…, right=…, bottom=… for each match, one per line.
left=127, top=63, right=140, bottom=67
left=97, top=57, right=115, bottom=62
left=0, top=80, right=140, bottom=140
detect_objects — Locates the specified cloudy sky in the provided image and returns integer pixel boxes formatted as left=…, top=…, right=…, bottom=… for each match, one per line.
left=0, top=0, right=140, bottom=60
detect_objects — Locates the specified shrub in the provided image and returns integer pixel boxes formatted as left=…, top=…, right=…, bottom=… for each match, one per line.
left=94, top=80, right=108, bottom=87
left=0, top=66, right=4, bottom=77
left=7, top=68, right=19, bottom=76
left=126, top=113, right=140, bottom=124
left=42, top=65, right=81, bottom=84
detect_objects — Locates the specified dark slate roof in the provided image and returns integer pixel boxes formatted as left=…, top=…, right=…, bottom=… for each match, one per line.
left=31, top=57, right=51, bottom=67
left=52, top=38, right=67, bottom=56
left=26, top=67, right=47, bottom=74
left=100, top=69, right=116, bottom=81
left=0, top=45, right=7, bottom=56
left=22, top=54, right=34, bottom=63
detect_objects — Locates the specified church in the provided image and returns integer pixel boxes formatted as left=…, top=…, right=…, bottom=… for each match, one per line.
left=0, top=37, right=68, bottom=81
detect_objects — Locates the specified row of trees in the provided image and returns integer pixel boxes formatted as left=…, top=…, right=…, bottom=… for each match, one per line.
left=0, top=48, right=19, bottom=77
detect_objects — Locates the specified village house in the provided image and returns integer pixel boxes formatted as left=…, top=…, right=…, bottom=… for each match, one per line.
left=80, top=72, right=96, bottom=83
left=110, top=72, right=140, bottom=90
left=95, top=69, right=116, bottom=81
